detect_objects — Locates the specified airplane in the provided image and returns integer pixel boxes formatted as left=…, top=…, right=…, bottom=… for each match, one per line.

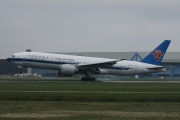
left=7, top=40, right=171, bottom=81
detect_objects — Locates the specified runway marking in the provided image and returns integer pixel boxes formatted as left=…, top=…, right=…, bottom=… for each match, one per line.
left=0, top=91, right=180, bottom=94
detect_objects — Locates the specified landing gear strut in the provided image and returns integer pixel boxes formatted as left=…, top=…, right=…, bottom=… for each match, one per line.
left=80, top=70, right=96, bottom=81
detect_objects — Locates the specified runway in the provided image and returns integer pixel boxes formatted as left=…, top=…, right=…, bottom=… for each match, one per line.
left=0, top=79, right=81, bottom=82
left=1, top=78, right=180, bottom=83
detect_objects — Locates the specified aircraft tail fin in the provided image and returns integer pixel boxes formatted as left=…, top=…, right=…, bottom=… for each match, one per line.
left=140, top=40, right=171, bottom=65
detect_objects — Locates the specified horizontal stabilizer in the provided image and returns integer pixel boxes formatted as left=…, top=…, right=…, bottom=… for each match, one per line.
left=146, top=66, right=173, bottom=71
left=147, top=66, right=168, bottom=70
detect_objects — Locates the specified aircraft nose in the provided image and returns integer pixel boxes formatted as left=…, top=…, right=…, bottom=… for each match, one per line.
left=7, top=57, right=12, bottom=62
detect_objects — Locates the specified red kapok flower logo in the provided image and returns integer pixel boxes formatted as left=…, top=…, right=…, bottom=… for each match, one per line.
left=152, top=50, right=164, bottom=61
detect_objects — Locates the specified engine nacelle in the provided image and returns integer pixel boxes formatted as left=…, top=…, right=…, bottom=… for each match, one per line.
left=58, top=64, right=77, bottom=77
left=99, top=69, right=109, bottom=74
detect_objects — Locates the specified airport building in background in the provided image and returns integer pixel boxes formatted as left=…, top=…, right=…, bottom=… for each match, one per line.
left=1, top=52, right=180, bottom=78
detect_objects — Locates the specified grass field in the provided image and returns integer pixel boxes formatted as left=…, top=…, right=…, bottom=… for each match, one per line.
left=0, top=80, right=180, bottom=102
left=0, top=78, right=180, bottom=120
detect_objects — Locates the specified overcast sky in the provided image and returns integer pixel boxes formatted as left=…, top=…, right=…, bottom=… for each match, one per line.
left=1, top=0, right=180, bottom=59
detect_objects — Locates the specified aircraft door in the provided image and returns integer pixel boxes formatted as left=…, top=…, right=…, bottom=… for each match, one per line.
left=134, top=65, right=138, bottom=71
left=49, top=57, right=54, bottom=65
left=22, top=55, right=28, bottom=68
left=133, top=65, right=139, bottom=75
left=23, top=55, right=27, bottom=63
left=23, top=55, right=27, bottom=59
left=129, top=64, right=138, bottom=75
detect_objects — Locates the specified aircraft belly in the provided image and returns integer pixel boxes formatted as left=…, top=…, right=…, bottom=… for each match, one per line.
left=106, top=69, right=135, bottom=76
left=13, top=61, right=23, bottom=66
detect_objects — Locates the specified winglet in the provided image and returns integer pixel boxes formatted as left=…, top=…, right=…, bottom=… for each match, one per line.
left=140, top=40, right=171, bottom=65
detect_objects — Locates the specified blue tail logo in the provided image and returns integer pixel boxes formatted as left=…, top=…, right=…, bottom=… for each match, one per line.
left=140, top=40, right=171, bottom=65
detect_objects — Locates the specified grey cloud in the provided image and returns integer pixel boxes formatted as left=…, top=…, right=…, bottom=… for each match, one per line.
left=0, top=0, right=180, bottom=58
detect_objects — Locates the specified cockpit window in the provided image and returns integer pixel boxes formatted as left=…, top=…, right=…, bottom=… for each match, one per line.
left=11, top=55, right=15, bottom=57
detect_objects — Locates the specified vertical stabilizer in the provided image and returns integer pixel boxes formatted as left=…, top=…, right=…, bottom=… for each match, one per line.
left=140, top=40, right=171, bottom=65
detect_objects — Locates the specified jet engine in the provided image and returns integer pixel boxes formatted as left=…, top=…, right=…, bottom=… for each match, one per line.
left=58, top=64, right=77, bottom=77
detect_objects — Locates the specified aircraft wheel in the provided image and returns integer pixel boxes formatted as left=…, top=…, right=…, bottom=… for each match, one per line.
left=81, top=77, right=96, bottom=81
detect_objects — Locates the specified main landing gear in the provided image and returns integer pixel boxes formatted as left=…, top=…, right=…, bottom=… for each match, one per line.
left=80, top=70, right=96, bottom=81
left=81, top=77, right=96, bottom=81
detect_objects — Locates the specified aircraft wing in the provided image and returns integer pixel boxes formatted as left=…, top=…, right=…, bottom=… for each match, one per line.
left=77, top=59, right=126, bottom=69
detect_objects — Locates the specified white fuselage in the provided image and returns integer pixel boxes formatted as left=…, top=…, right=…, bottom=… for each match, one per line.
left=7, top=52, right=167, bottom=76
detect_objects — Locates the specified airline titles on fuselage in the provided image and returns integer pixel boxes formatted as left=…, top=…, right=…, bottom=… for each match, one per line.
left=24, top=54, right=88, bottom=65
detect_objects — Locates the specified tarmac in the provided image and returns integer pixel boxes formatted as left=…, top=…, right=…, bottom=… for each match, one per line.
left=0, top=78, right=180, bottom=83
